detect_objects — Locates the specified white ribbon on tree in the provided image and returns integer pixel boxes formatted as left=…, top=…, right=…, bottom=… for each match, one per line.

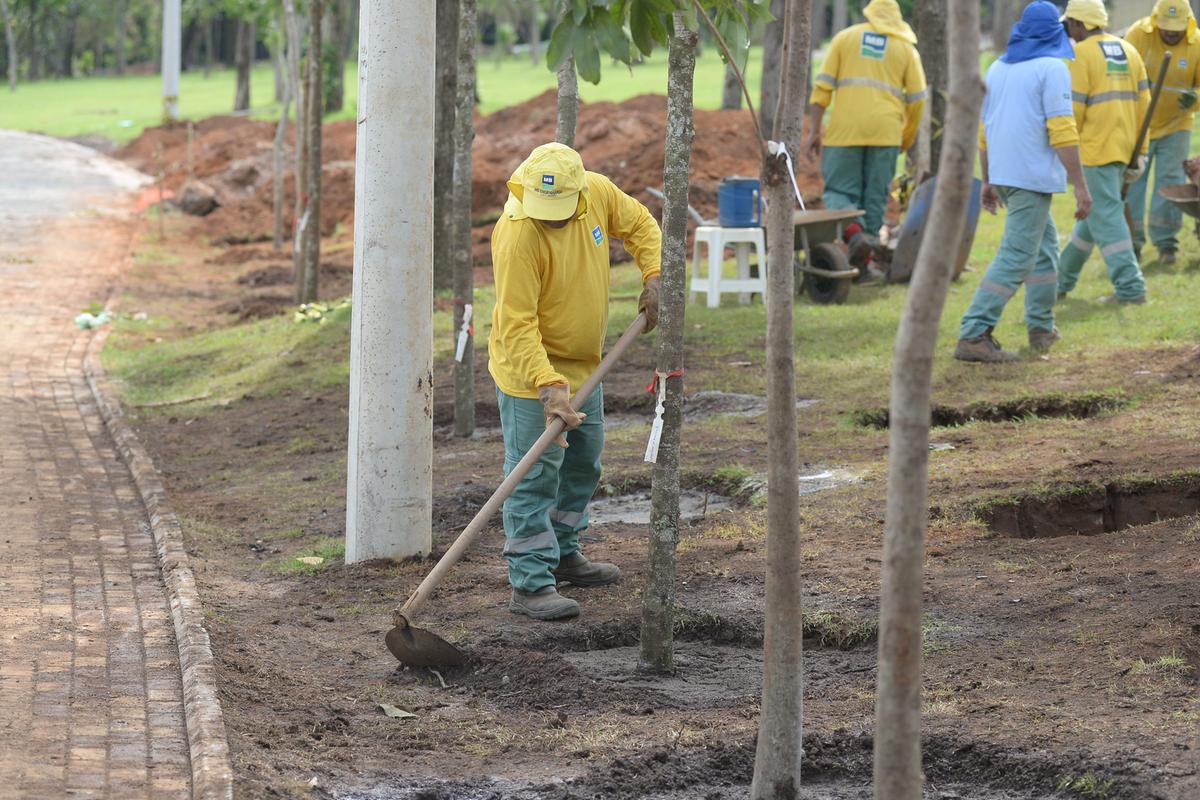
left=454, top=303, right=473, bottom=363
left=767, top=140, right=806, bottom=211
left=643, top=371, right=668, bottom=464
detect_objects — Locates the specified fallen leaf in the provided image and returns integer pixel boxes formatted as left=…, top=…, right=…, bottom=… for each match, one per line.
left=377, top=703, right=417, bottom=719
left=296, top=556, right=325, bottom=566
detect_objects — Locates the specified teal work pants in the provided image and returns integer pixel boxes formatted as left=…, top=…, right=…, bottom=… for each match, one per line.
left=959, top=187, right=1060, bottom=340
left=820, top=145, right=900, bottom=236
left=1057, top=163, right=1147, bottom=301
left=496, top=385, right=604, bottom=593
left=1126, top=129, right=1191, bottom=254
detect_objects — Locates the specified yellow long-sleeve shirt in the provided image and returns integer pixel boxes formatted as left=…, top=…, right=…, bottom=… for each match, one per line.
left=488, top=172, right=661, bottom=399
left=1125, top=17, right=1200, bottom=140
left=1070, top=33, right=1151, bottom=166
left=810, top=22, right=927, bottom=150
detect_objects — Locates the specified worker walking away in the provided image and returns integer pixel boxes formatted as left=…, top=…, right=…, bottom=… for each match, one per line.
left=801, top=0, right=926, bottom=273
left=489, top=143, right=662, bottom=621
left=1056, top=0, right=1151, bottom=305
left=955, top=1, right=1092, bottom=363
left=1125, top=0, right=1200, bottom=265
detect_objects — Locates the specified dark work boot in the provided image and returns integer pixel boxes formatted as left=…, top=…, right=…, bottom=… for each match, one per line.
left=509, top=586, right=580, bottom=621
left=552, top=551, right=621, bottom=588
left=954, top=329, right=1019, bottom=363
left=1027, top=326, right=1060, bottom=352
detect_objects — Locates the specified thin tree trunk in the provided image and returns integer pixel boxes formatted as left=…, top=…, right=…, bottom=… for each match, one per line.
left=872, top=5, right=981, bottom=800
left=434, top=0, right=460, bottom=292
left=992, top=0, right=1017, bottom=51
left=751, top=0, right=809, bottom=796
left=759, top=0, right=784, bottom=141
left=234, top=19, right=253, bottom=112
left=28, top=0, right=39, bottom=80
left=272, top=40, right=285, bottom=102
left=452, top=0, right=477, bottom=438
left=720, top=62, right=741, bottom=109
left=832, top=0, right=848, bottom=34
left=323, top=0, right=346, bottom=112
left=203, top=16, right=214, bottom=77
left=284, top=0, right=305, bottom=250
left=273, top=43, right=292, bottom=253
left=297, top=0, right=323, bottom=304
left=0, top=0, right=16, bottom=91
left=638, top=11, right=696, bottom=675
left=914, top=0, right=948, bottom=173
left=555, top=56, right=578, bottom=147
left=115, top=0, right=128, bottom=75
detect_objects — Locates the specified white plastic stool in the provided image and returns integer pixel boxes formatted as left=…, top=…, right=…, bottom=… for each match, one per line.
left=689, top=226, right=767, bottom=308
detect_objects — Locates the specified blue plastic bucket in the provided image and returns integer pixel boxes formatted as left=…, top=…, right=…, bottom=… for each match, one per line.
left=718, top=177, right=762, bottom=228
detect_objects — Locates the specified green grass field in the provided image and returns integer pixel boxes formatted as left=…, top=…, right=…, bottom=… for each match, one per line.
left=0, top=46, right=772, bottom=144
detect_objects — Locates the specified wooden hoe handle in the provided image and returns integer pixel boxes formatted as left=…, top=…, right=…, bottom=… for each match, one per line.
left=394, top=314, right=649, bottom=624
left=1130, top=53, right=1173, bottom=172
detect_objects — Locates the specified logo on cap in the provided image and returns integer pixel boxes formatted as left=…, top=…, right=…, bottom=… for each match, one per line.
left=1169, top=6, right=1179, bottom=16
left=542, top=174, right=556, bottom=190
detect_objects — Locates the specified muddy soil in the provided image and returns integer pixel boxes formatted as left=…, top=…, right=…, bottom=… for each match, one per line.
left=109, top=149, right=1200, bottom=798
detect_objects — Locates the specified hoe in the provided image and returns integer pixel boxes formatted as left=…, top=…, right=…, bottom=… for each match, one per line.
left=386, top=314, right=649, bottom=667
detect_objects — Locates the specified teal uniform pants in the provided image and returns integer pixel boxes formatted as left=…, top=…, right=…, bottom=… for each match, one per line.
left=496, top=385, right=604, bottom=593
left=1057, top=163, right=1147, bottom=301
left=959, top=187, right=1060, bottom=341
left=820, top=145, right=901, bottom=236
left=1126, top=129, right=1191, bottom=255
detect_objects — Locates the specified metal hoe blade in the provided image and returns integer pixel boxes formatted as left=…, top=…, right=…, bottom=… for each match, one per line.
left=385, top=619, right=467, bottom=668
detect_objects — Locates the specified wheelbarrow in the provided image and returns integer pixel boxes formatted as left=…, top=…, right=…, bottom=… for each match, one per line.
left=1158, top=183, right=1200, bottom=239
left=792, top=208, right=863, bottom=304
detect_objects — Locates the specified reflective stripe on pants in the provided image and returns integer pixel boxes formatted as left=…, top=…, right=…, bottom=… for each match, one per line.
left=1057, top=163, right=1147, bottom=301
left=497, top=385, right=604, bottom=593
left=959, top=187, right=1059, bottom=341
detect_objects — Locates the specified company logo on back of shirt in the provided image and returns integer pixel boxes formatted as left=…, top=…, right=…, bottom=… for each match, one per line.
left=1099, top=41, right=1129, bottom=74
left=592, top=225, right=604, bottom=246
left=861, top=32, right=887, bottom=60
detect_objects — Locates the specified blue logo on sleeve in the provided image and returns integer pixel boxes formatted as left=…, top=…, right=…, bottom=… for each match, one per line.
left=861, top=32, right=887, bottom=60
left=592, top=225, right=604, bottom=246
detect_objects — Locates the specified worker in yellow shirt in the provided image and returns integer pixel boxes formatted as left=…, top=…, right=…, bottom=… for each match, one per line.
left=488, top=142, right=661, bottom=621
left=802, top=0, right=926, bottom=269
left=1125, top=0, right=1200, bottom=265
left=1057, top=0, right=1151, bottom=304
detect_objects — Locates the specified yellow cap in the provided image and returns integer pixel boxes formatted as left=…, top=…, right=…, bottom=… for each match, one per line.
left=1154, top=0, right=1193, bottom=32
left=1062, top=0, right=1109, bottom=29
left=506, top=142, right=588, bottom=221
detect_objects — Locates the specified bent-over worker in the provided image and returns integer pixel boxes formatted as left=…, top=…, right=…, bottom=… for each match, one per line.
left=488, top=143, right=662, bottom=621
left=1125, top=0, right=1200, bottom=265
left=956, top=0, right=1092, bottom=363
left=1056, top=0, right=1151, bottom=305
left=802, top=0, right=926, bottom=269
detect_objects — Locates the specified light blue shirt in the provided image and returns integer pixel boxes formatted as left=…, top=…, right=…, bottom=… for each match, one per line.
left=982, top=56, right=1075, bottom=195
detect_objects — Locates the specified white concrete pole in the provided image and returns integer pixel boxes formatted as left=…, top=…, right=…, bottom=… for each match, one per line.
left=161, top=0, right=181, bottom=121
left=346, top=0, right=435, bottom=563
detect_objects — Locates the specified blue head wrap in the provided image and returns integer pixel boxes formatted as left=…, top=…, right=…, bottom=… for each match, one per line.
left=1000, top=1, right=1076, bottom=64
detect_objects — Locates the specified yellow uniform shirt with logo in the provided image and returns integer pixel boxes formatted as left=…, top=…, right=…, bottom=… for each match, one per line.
left=1125, top=18, right=1200, bottom=140
left=810, top=22, right=927, bottom=150
left=488, top=172, right=661, bottom=399
left=1069, top=33, right=1151, bottom=166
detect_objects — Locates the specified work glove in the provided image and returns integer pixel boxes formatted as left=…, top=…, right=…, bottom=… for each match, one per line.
left=1180, top=89, right=1198, bottom=111
left=638, top=276, right=661, bottom=334
left=1124, top=155, right=1146, bottom=186
left=538, top=384, right=585, bottom=448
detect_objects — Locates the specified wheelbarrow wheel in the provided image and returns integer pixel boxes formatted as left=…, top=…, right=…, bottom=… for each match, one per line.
left=802, top=242, right=852, bottom=305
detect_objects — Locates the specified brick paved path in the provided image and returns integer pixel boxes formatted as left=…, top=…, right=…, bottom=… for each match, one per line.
left=0, top=132, right=191, bottom=798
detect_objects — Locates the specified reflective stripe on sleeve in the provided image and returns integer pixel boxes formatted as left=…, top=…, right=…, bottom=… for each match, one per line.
left=904, top=89, right=928, bottom=103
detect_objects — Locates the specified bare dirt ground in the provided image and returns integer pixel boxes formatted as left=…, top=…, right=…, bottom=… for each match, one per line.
left=102, top=101, right=1200, bottom=799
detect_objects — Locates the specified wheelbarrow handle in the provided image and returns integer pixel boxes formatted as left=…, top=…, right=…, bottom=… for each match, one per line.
left=395, top=313, right=649, bottom=624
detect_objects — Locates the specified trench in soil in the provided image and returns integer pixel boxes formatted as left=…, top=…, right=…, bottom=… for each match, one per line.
left=975, top=473, right=1200, bottom=538
left=853, top=391, right=1128, bottom=430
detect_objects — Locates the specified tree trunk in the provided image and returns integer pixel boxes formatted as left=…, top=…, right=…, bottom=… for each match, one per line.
left=273, top=43, right=292, bottom=253
left=992, top=0, right=1018, bottom=51
left=872, top=5, right=981, bottom=800
left=434, top=0, right=460, bottom=292
left=914, top=0, right=948, bottom=173
left=556, top=56, right=578, bottom=147
left=28, top=0, right=39, bottom=80
left=297, top=0, right=323, bottom=304
left=528, top=1, right=540, bottom=65
left=832, top=0, right=848, bottom=34
left=234, top=19, right=253, bottom=112
left=751, top=0, right=809, bottom=793
left=452, top=0, right=477, bottom=438
left=0, top=0, right=16, bottom=91
left=284, top=0, right=305, bottom=249
left=720, top=62, right=741, bottom=109
left=115, top=0, right=128, bottom=75
left=638, top=11, right=696, bottom=675
left=811, top=0, right=826, bottom=47
left=272, top=40, right=286, bottom=102
left=759, top=0, right=784, bottom=141
left=324, top=0, right=347, bottom=112
left=203, top=16, right=214, bottom=77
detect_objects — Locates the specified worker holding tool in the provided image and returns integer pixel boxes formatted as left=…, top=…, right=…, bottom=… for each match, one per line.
left=1055, top=0, right=1151, bottom=305
left=801, top=0, right=926, bottom=273
left=955, top=0, right=1091, bottom=363
left=1125, top=0, right=1200, bottom=265
left=489, top=142, right=661, bottom=621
